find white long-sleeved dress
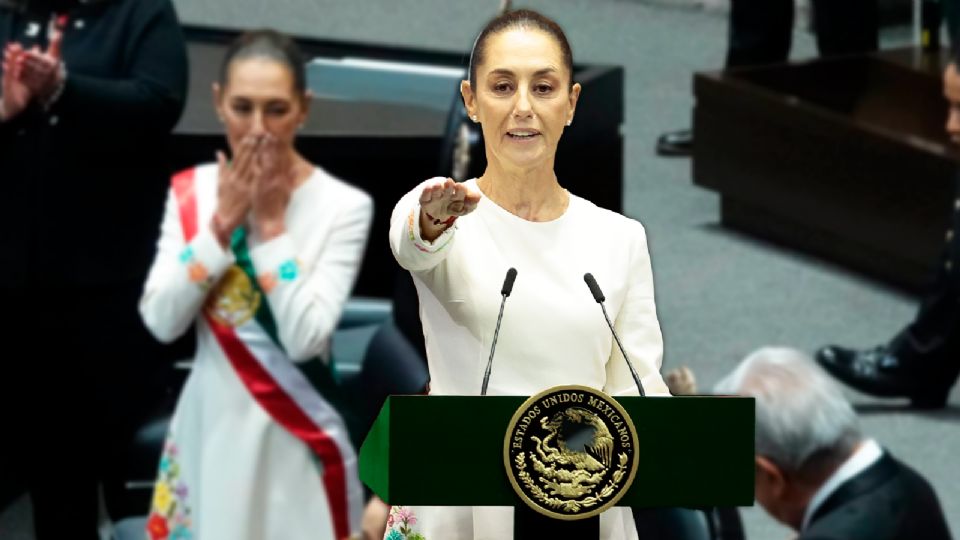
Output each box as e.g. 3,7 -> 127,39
139,163 -> 371,540
385,178 -> 670,540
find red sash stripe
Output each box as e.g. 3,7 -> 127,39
171,169 -> 197,240
205,317 -> 350,539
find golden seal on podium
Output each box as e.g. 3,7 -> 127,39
503,385 -> 639,520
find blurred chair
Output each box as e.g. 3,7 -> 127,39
634,506 -> 745,540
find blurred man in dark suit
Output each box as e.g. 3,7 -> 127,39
657,0 -> 878,156
715,348 -> 952,540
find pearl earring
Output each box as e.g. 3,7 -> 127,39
566,120 -> 572,126
471,115 -> 478,122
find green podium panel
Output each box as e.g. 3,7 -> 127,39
360,395 -> 754,508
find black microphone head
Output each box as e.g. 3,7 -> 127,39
583,273 -> 605,303
501,267 -> 518,296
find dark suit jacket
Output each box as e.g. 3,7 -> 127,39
801,452 -> 952,540
0,0 -> 187,288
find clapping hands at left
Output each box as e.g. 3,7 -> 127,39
0,24 -> 64,121
1,43 -> 32,121
251,134 -> 298,241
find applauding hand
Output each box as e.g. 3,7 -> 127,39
18,22 -> 65,106
419,177 -> 481,241
212,135 -> 260,247
1,43 -> 32,121
251,134 -> 296,241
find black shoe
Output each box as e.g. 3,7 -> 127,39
656,129 -> 693,157
815,345 -> 954,409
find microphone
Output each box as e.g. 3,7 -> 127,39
501,267 -> 517,296
481,268 -> 517,396
583,273 -> 646,397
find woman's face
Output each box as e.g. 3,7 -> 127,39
462,28 -> 580,172
213,57 -> 308,155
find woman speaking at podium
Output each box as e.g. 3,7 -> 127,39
388,8 -> 669,539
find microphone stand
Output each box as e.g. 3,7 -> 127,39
481,268 -> 517,396
584,273 -> 646,397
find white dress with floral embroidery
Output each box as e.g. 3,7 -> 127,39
385,178 -> 671,540
139,164 -> 372,539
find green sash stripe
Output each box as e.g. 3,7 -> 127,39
229,227 -> 343,393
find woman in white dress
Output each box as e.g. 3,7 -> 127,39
386,9 -> 670,540
139,30 -> 370,540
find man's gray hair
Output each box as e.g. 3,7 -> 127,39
714,347 -> 862,473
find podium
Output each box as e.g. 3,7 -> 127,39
360,395 -> 754,538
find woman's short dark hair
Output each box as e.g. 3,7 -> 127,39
219,29 -> 307,94
468,9 -> 574,88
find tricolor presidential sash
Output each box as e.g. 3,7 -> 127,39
171,167 -> 362,539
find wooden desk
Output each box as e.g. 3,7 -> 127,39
693,47 -> 959,291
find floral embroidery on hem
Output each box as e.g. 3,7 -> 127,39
385,506 -> 425,540
147,437 -> 193,540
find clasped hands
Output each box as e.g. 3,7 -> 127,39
213,134 -> 296,248
419,178 -> 481,242
1,29 -> 64,122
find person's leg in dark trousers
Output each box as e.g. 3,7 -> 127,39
27,283 -> 167,538
28,440 -> 100,539
884,199 -> 960,404
0,290 -> 33,512
25,287 -> 102,539
818,264 -> 960,408
818,179 -> 960,408
811,0 -> 879,56
657,0 -> 795,155
889,273 -> 960,363
894,182 -> 960,360
725,0 -> 794,68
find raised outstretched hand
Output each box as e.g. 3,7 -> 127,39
418,177 -> 481,240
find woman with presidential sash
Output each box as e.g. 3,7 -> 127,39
139,30 -> 371,539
